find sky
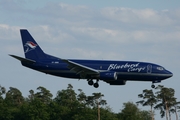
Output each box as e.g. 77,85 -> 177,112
0,0 -> 180,119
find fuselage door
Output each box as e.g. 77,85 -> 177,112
147,64 -> 152,73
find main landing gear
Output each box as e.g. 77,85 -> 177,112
88,79 -> 99,88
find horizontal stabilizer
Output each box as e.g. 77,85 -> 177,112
9,54 -> 36,64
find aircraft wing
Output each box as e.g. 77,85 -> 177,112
61,59 -> 99,77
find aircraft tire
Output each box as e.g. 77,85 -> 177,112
151,84 -> 155,88
94,83 -> 99,88
88,80 -> 94,86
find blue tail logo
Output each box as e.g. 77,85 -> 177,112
24,41 -> 38,53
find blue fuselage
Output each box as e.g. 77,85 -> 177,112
21,56 -> 173,83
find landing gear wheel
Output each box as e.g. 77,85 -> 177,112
88,80 -> 94,86
94,83 -> 99,88
151,84 -> 155,88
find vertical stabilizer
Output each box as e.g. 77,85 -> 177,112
20,29 -> 46,60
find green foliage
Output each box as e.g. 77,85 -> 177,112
118,102 -> 151,120
5,87 -> 24,106
0,85 -> 6,101
0,84 -> 178,120
137,85 -> 180,120
137,89 -> 157,120
154,85 -> 180,120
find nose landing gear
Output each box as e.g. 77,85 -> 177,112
151,80 -> 161,88
151,84 -> 155,88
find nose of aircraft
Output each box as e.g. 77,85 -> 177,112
166,70 -> 173,78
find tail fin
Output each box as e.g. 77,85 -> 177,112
20,29 -> 47,60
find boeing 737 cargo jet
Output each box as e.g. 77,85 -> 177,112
10,29 -> 173,88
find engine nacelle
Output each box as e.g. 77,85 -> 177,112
99,71 -> 117,81
109,80 -> 126,85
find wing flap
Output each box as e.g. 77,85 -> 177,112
61,59 -> 99,75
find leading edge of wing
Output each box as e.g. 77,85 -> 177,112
61,59 -> 99,75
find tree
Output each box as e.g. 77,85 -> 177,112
54,84 -> 79,119
169,100 -> 180,120
28,89 -> 35,101
137,89 -> 157,120
35,86 -> 53,104
54,84 -> 77,108
5,87 -> 24,106
118,102 -> 150,120
2,87 -> 24,120
77,89 -> 87,105
0,85 -> 9,120
4,84 -> 180,120
139,110 -> 151,120
0,85 -> 6,101
19,86 -> 53,120
86,92 -> 107,120
155,85 -> 177,120
99,106 -> 118,120
86,93 -> 107,108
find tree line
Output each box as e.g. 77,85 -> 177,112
137,85 -> 180,120
0,84 -> 179,120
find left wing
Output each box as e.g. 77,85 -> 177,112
61,59 -> 99,78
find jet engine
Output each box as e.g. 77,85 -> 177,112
109,80 -> 126,85
99,71 -> 117,81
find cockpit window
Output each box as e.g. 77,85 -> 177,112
157,67 -> 164,71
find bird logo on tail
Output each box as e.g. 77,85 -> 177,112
24,41 -> 38,53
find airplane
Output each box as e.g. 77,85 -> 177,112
10,29 -> 173,88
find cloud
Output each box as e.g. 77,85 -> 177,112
101,7 -> 175,26
33,3 -> 92,24
0,2 -> 180,63
0,24 -> 20,40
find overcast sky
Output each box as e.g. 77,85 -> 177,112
0,0 -> 180,119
